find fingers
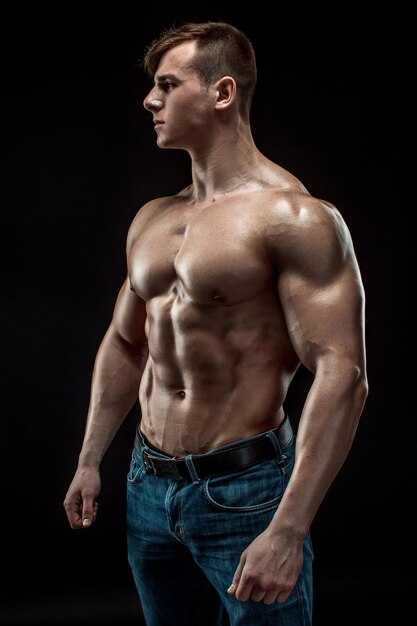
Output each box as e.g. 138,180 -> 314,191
227,533 -> 301,605
232,574 -> 268,603
249,588 -> 267,603
228,556 -> 292,605
232,579 -> 289,605
63,469 -> 101,529
227,582 -> 236,595
232,556 -> 256,602
263,589 -> 280,605
227,551 -> 246,596
63,492 -> 98,529
63,493 -> 82,529
234,577 -> 252,602
82,500 -> 98,528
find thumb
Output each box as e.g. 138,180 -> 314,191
227,552 -> 246,595
81,497 -> 97,528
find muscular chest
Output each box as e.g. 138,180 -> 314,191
128,202 -> 272,305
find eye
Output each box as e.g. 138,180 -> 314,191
162,80 -> 175,91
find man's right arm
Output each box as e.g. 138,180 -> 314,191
63,277 -> 147,529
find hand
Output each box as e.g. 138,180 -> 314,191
227,528 -> 304,605
63,467 -> 101,529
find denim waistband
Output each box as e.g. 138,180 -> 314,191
136,414 -> 294,461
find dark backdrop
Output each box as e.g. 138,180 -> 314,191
2,3 -> 411,625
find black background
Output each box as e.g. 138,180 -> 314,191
1,3 -> 411,625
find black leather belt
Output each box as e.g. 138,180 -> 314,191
135,415 -> 293,480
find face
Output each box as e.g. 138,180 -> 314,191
143,41 -> 216,151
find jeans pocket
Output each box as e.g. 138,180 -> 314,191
203,457 -> 288,513
127,449 -> 145,484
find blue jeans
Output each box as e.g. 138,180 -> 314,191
126,425 -> 313,626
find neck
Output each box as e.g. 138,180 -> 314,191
188,121 -> 264,202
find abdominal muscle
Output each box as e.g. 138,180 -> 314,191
138,288 -> 299,456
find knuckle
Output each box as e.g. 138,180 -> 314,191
282,581 -> 293,593
242,571 -> 255,584
265,578 -> 278,590
235,590 -> 247,602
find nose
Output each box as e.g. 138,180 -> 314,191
143,86 -> 163,112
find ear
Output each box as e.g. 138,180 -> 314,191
214,76 -> 236,111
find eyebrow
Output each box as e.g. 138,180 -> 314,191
154,73 -> 182,84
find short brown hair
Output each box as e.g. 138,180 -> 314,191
143,21 -> 257,120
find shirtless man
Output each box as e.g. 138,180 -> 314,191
64,21 -> 368,626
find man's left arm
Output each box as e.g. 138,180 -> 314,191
229,199 -> 368,604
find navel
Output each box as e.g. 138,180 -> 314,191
211,289 -> 227,303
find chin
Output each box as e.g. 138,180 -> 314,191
157,138 -> 184,150
156,135 -> 171,148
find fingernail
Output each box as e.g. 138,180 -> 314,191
227,583 -> 235,593
82,517 -> 90,527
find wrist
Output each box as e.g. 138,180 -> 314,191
78,450 -> 102,470
268,510 -> 310,542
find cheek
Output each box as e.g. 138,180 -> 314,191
173,91 -> 211,122
183,105 -> 212,131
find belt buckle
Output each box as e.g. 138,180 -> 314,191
142,450 -> 185,480
142,450 -> 158,475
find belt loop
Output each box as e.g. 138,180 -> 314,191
185,455 -> 201,484
266,431 -> 283,463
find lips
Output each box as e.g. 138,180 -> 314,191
154,120 -> 164,127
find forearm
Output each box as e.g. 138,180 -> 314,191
78,325 -> 147,469
270,359 -> 368,538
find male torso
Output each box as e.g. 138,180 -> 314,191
127,168 -> 327,456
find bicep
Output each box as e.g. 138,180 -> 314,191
109,278 -> 147,348
279,259 -> 366,373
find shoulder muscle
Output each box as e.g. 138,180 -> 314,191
265,194 -> 355,285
